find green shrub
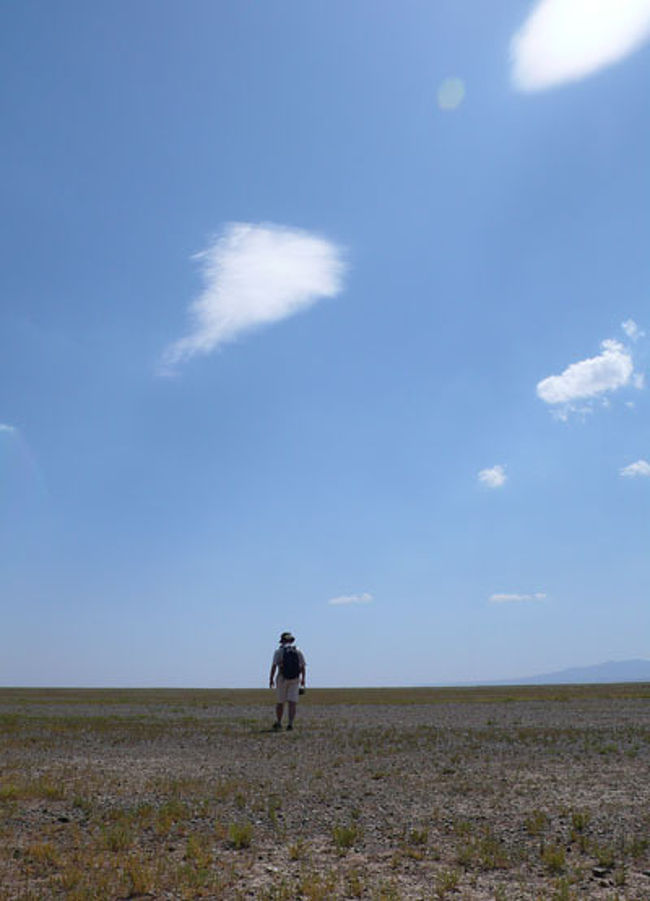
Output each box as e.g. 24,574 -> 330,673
435,868 -> 460,897
332,822 -> 360,852
525,809 -> 548,836
408,827 -> 428,845
102,823 -> 133,852
541,843 -> 566,875
228,821 -> 253,849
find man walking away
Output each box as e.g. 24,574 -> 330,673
269,631 -> 306,731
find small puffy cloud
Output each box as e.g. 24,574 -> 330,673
620,460 -> 650,478
622,319 -> 645,341
478,465 -> 507,489
161,223 -> 346,372
490,592 -> 547,603
328,592 -> 373,606
511,0 -> 650,92
0,423 -> 16,434
536,339 -> 637,418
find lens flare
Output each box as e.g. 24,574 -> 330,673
437,77 -> 466,110
0,425 -> 48,511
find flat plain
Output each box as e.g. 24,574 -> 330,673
1,684 -> 649,900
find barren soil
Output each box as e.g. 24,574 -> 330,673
1,685 -> 649,899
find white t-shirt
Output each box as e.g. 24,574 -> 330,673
273,645 -> 306,679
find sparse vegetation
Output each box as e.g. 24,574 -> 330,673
0,684 -> 648,898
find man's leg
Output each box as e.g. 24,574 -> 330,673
287,701 -> 297,726
275,702 -> 284,724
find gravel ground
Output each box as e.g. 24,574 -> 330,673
1,690 -> 649,899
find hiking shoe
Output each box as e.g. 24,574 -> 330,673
286,723 -> 293,731
272,721 -> 282,731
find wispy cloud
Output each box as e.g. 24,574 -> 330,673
478,465 -> 507,489
622,319 -> 645,341
328,592 -> 373,606
0,423 -> 16,434
536,338 -> 640,418
620,459 -> 650,478
161,223 -> 346,372
511,0 -> 650,92
490,592 -> 547,603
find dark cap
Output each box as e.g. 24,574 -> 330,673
280,631 -> 295,644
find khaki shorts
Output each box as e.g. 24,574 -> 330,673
276,676 -> 300,703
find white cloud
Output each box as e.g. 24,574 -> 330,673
328,592 -> 373,606
161,223 -> 346,371
511,0 -> 650,92
622,319 -> 645,341
536,339 -> 635,416
490,592 -> 547,603
620,459 -> 650,478
0,423 -> 16,434
478,465 -> 507,489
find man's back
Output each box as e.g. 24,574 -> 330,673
272,644 -> 306,679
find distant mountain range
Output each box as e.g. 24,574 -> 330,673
493,658 -> 650,685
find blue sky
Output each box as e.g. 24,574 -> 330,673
1,0 -> 649,687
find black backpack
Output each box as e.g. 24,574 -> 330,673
280,646 -> 301,679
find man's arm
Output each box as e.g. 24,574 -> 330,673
269,662 -> 277,688
299,653 -> 306,687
